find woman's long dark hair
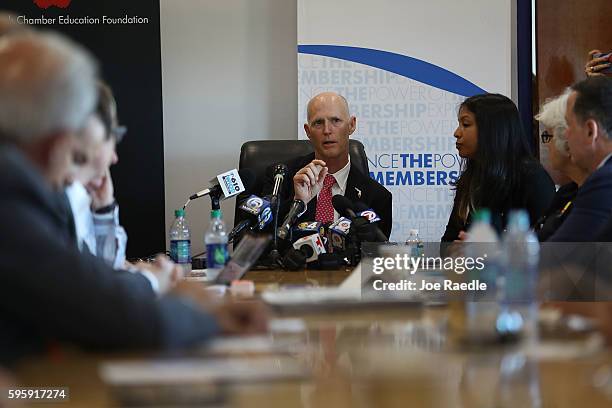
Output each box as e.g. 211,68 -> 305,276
453,93 -> 535,221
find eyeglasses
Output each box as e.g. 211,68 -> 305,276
540,130 -> 553,144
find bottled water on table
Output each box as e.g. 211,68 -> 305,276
498,209 -> 540,342
205,209 -> 229,277
405,229 -> 424,257
464,209 -> 501,339
169,208 -> 191,275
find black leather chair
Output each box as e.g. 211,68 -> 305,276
234,139 -> 369,226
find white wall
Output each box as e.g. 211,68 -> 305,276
160,0 -> 297,254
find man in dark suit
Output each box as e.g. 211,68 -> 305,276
0,31 -> 266,365
263,92 -> 392,238
548,77 -> 612,241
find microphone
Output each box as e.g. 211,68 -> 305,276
294,234 -> 326,262
277,199 -> 305,240
332,195 -> 358,218
353,203 -> 381,222
291,221 -> 324,242
268,164 -> 288,262
332,195 -> 387,242
271,164 -> 288,198
281,234 -> 326,270
228,195 -> 272,242
189,168 -> 255,201
352,202 -> 388,242
329,217 -> 352,250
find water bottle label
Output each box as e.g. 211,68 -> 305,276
408,242 -> 424,257
170,239 -> 191,264
206,243 -> 228,269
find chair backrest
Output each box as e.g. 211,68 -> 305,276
234,139 -> 369,225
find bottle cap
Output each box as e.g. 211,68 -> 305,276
508,209 -> 529,231
175,209 -> 185,217
473,208 -> 491,223
211,209 -> 222,219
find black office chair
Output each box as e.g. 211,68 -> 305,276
234,139 -> 369,227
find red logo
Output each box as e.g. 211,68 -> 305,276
33,0 -> 72,9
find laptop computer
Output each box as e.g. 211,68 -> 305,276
213,233 -> 271,285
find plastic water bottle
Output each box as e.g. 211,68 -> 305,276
205,209 -> 228,276
169,209 -> 191,275
464,209 -> 501,339
405,229 -> 424,257
466,209 -> 498,244
498,209 -> 540,342
466,208 -> 500,292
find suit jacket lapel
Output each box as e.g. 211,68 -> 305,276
345,165 -> 366,203
293,152 -> 317,221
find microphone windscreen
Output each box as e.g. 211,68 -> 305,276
353,201 -> 369,212
282,249 -> 307,271
238,168 -> 257,194
301,244 -> 314,259
332,194 -> 354,217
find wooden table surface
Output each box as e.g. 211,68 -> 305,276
12,268 -> 612,407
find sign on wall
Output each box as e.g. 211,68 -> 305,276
2,0 -> 165,257
298,0 -> 513,242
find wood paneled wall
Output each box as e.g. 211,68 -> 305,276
536,0 -> 612,183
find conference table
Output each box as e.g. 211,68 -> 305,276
13,268 -> 612,407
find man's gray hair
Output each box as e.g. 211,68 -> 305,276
535,89 -> 571,154
0,31 -> 98,144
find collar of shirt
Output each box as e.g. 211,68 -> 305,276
65,181 -> 95,252
330,156 -> 351,195
596,153 -> 612,170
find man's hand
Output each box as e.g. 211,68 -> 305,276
585,49 -> 612,77
87,167 -> 115,210
210,300 -> 269,335
170,282 -> 269,335
170,280 -> 214,306
293,159 -> 328,204
134,255 -> 183,294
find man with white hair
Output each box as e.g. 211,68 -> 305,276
263,92 -> 392,238
534,90 -> 590,241
547,76 -> 612,241
0,32 -> 267,365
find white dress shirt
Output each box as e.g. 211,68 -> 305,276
596,153 -> 612,170
65,182 -> 160,294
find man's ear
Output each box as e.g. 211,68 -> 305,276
348,116 -> 356,135
586,118 -> 599,142
41,131 -> 72,159
304,123 -> 312,141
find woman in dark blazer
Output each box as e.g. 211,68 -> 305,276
441,94 -> 555,244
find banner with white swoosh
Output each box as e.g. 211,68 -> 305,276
298,0 -> 513,243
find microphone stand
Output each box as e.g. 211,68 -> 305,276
268,195 -> 282,266
268,165 -> 287,268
